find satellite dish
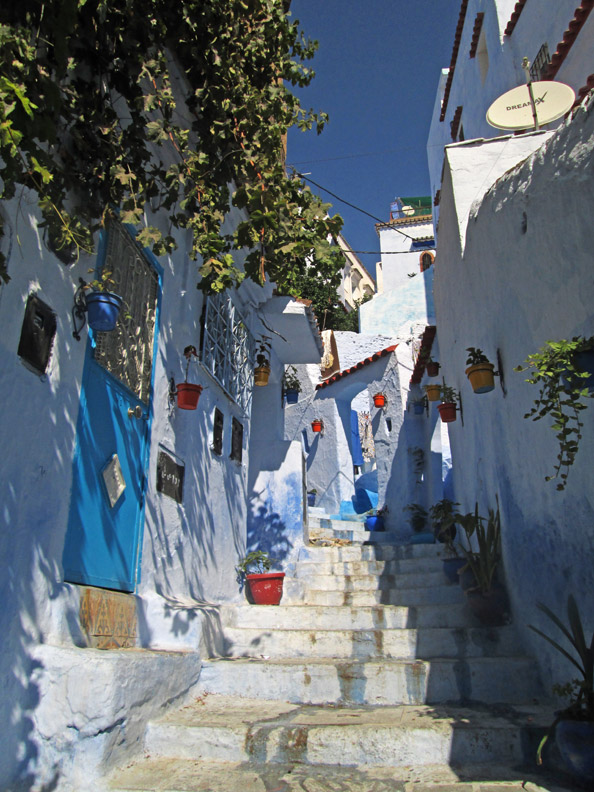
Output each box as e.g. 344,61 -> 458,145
486,81 -> 575,130
401,205 -> 415,216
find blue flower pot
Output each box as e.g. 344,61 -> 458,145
556,720 -> 594,784
86,291 -> 123,332
307,493 -> 316,507
285,389 -> 299,404
413,402 -> 425,415
365,515 -> 384,531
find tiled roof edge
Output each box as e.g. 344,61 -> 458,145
315,344 -> 398,390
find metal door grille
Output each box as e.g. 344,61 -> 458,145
94,220 -> 159,404
202,293 -> 254,414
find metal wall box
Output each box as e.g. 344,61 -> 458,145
18,294 -> 57,374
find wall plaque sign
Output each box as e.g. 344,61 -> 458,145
101,454 -> 126,508
157,450 -> 184,503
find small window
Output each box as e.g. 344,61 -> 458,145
530,43 -> 550,82
230,418 -> 243,463
420,252 -> 434,273
18,294 -> 57,374
212,408 -> 224,456
477,27 -> 489,84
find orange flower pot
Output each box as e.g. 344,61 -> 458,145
465,363 -> 495,393
373,393 -> 386,408
176,383 -> 203,410
311,419 -> 323,433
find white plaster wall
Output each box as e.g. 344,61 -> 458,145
427,0 -> 593,215
434,94 -> 594,697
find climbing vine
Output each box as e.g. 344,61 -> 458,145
0,0 -> 343,293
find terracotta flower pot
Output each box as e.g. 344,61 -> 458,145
465,362 -> 495,393
246,572 -> 285,605
254,364 -> 271,386
176,383 -> 203,410
373,393 -> 386,408
425,384 -> 441,402
438,401 -> 457,422
426,361 -> 440,377
311,419 -> 323,433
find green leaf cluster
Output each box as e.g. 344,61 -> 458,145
514,337 -> 594,490
0,1 -> 343,294
455,500 -> 501,594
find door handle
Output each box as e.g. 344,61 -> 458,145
127,405 -> 144,420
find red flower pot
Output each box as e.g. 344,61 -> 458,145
246,572 -> 285,605
426,361 -> 440,377
311,420 -> 323,433
373,393 -> 386,408
438,402 -> 457,422
176,383 -> 203,410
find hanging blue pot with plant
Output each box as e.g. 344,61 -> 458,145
86,291 -> 123,332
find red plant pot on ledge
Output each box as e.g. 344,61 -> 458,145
246,572 -> 285,605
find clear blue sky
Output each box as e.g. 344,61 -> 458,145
286,1 -> 460,278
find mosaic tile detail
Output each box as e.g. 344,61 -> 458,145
79,587 -> 137,649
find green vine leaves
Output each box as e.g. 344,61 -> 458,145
515,337 -> 594,490
0,1 -> 343,294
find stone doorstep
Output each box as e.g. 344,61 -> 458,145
218,602 -> 478,630
214,624 -> 521,661
196,656 -> 542,706
143,695 -> 552,768
108,757 -> 574,792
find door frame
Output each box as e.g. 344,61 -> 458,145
67,221 -> 163,592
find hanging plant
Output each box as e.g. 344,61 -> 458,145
254,338 -> 272,386
465,347 -> 497,393
176,345 -> 203,410
514,336 -> 594,490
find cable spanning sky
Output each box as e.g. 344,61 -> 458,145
286,1 -> 461,278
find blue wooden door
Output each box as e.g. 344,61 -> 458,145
63,221 -> 160,592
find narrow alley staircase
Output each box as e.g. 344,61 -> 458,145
109,517 -> 572,792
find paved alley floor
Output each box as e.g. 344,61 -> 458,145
110,757 -> 579,792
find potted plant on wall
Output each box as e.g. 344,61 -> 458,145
528,596 -> 594,784
307,488 -> 317,507
84,269 -> 123,332
311,419 -> 323,433
372,392 -> 387,408
426,357 -> 440,377
424,383 -> 441,402
456,500 -> 508,625
465,347 -> 497,393
282,365 -> 301,403
254,337 -> 272,386
365,505 -> 388,532
236,550 -> 285,605
430,501 -> 465,584
438,384 -> 458,423
515,336 -> 594,490
175,345 -> 203,409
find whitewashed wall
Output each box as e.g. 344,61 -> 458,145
434,95 -> 594,696
427,0 -> 592,213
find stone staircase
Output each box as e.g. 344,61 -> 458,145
108,517 -> 571,792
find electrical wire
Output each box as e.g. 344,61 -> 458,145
294,171 -> 419,242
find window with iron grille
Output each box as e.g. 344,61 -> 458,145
530,44 -> 550,82
201,293 -> 254,414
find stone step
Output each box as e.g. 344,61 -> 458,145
141,695 -> 551,769
108,756 -> 573,792
218,602 -> 477,631
299,542 -> 447,562
291,570 -> 448,591
298,584 -> 465,607
308,526 -> 403,543
294,556 -> 446,577
197,656 -> 542,706
217,624 -> 521,661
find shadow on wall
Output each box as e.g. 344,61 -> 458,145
247,503 -> 294,564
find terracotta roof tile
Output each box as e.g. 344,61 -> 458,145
410,326 -> 437,385
316,345 -> 398,390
